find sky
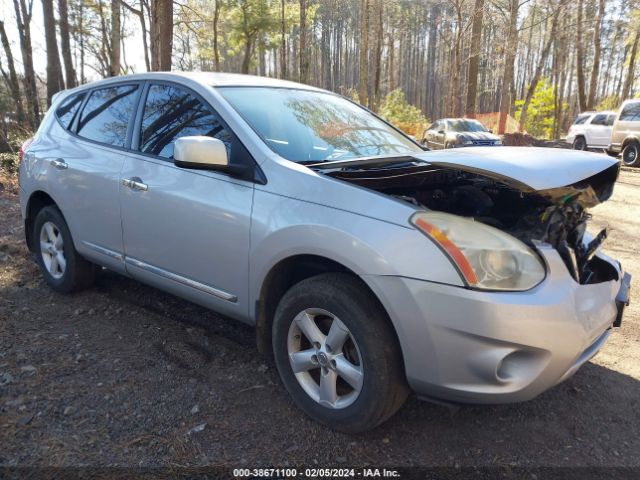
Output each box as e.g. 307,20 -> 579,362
0,0 -> 147,82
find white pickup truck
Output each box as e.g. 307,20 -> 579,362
566,111 -> 617,150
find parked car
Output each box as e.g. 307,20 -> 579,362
566,111 -> 617,150
609,99 -> 640,166
421,118 -> 502,149
19,73 -> 630,433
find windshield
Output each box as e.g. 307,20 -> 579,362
217,87 -> 421,162
448,120 -> 488,132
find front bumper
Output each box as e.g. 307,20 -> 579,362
362,244 -> 628,404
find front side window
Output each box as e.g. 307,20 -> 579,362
573,114 -> 591,125
218,87 -> 420,163
55,92 -> 85,129
76,85 -> 139,147
139,84 -> 230,159
620,102 -> 640,122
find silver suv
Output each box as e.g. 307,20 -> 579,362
19,73 -> 630,432
609,99 -> 640,166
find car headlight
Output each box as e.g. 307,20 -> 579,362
410,211 -> 546,291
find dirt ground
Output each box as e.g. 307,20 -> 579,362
1,165 -> 639,470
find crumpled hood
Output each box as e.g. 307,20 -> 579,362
412,146 -> 619,191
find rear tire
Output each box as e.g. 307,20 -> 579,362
272,273 -> 409,433
572,136 -> 587,150
34,206 -> 96,293
622,142 -> 640,167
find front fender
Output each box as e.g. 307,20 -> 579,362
248,190 -> 463,318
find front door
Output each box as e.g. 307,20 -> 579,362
119,82 -> 255,319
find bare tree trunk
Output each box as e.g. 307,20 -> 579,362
387,26 -> 395,91
213,0 -> 221,71
110,0 -> 121,76
358,0 -> 369,105
280,0 -> 287,77
498,0 -> 519,134
0,20 -> 26,124
372,0 -> 383,110
150,0 -> 173,71
13,0 -> 40,128
518,3 -> 562,132
299,0 -> 309,83
79,0 -> 86,82
576,0 -> 587,111
426,4 -> 439,118
42,0 -> 64,105
587,0 -> 605,109
622,28 -> 640,100
465,0 -> 484,118
120,0 -> 150,71
241,38 -> 253,74
58,0 -> 76,87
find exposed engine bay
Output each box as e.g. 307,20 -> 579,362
324,161 -> 621,285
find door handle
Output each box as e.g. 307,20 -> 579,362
51,159 -> 68,170
122,177 -> 148,192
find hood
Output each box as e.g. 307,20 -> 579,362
412,146 -> 618,192
445,131 -> 501,142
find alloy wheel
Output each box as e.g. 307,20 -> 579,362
39,221 -> 66,279
287,308 -> 364,409
623,144 -> 639,166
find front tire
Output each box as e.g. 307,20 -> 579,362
572,136 -> 587,150
622,142 -> 640,167
272,273 -> 409,433
34,206 -> 96,293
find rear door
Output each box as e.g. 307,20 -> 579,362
44,83 -> 141,272
612,102 -> 640,149
119,81 -> 255,319
587,114 -> 609,147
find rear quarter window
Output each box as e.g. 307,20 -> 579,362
573,114 -> 591,125
76,85 -> 140,147
55,93 -> 85,129
620,102 -> 640,122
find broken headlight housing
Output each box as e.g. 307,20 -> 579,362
411,211 -> 546,291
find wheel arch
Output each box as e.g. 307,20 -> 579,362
24,190 -> 59,252
254,254 -> 403,365
622,136 -> 640,149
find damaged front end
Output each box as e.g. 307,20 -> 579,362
318,149 -> 621,287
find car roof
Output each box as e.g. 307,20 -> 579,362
54,71 -> 325,101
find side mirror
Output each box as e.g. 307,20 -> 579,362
174,136 -> 229,170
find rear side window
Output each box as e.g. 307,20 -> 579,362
591,114 -> 606,125
55,93 -> 85,129
606,114 -> 616,126
620,102 -> 640,122
139,84 -> 230,159
76,85 -> 139,147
